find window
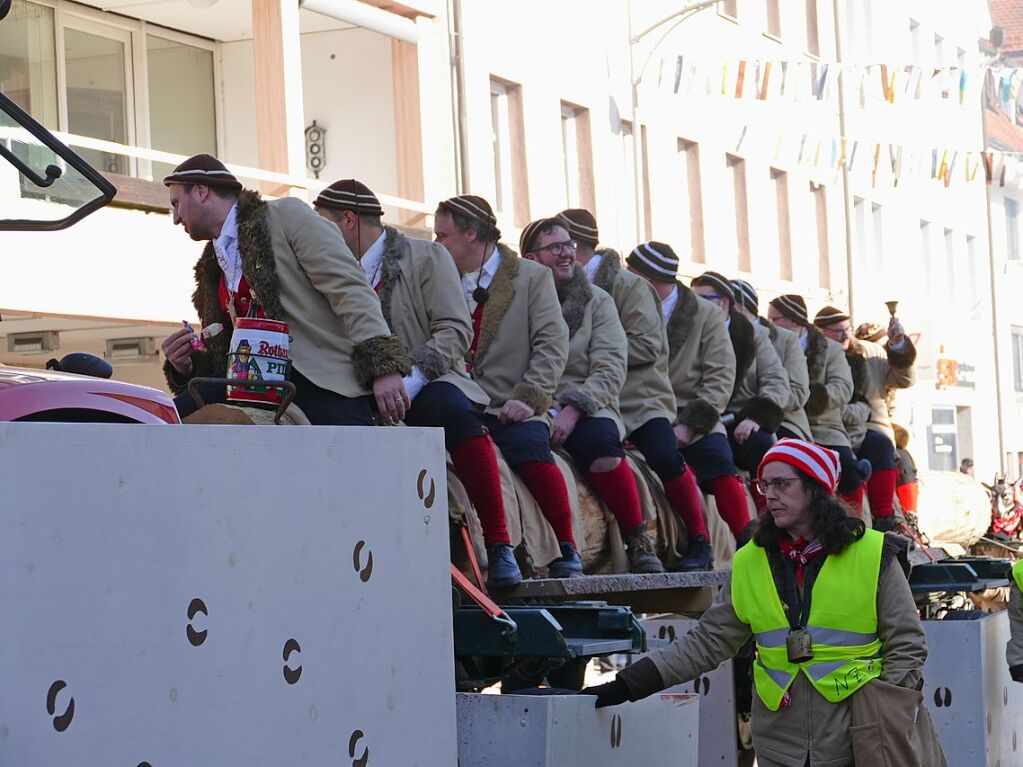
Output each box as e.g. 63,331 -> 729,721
0,0 -> 58,129
678,138 -> 705,263
805,0 -> 820,56
845,0 -> 872,59
489,79 -> 529,225
1007,198 -> 1020,261
909,19 -> 921,63
1012,326 -> 1023,392
0,1 -> 218,184
772,168 -> 792,279
927,407 -> 958,472
933,34 -> 944,67
766,0 -> 782,38
965,235 -> 979,318
726,154 -> 750,271
921,220 -> 935,298
616,120 -> 638,246
721,0 -> 738,20
871,203 -> 883,273
812,182 -> 830,288
854,197 -> 883,275
559,101 -> 594,213
942,228 -> 956,306
956,47 -> 965,68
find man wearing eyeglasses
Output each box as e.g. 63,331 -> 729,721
767,295 -> 867,514
691,271 -> 789,511
558,209 -> 711,571
628,243 -> 755,546
521,218 -> 663,573
433,196 -> 583,578
814,306 -> 916,532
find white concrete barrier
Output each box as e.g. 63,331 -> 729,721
456,691 -> 700,766
0,422 -> 456,765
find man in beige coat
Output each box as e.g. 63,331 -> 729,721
315,179 -> 521,588
159,154 -> 408,425
731,279 -> 812,441
691,271 -> 789,511
434,195 -> 581,577
768,295 -> 868,513
629,242 -> 752,542
521,217 -> 662,573
558,209 -> 711,570
815,306 -> 917,532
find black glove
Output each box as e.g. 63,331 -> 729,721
1010,664 -> 1023,683
580,677 -> 630,708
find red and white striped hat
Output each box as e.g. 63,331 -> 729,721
757,438 -> 842,495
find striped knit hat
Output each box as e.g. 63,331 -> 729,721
732,279 -> 758,313
758,438 -> 842,495
163,153 -> 242,192
768,294 -> 809,326
855,322 -> 886,342
314,179 -> 384,217
438,194 -> 499,232
519,217 -> 565,255
626,241 -> 679,284
691,271 -> 735,305
814,305 -> 851,328
557,208 -> 599,247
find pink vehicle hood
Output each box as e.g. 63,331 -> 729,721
0,365 -> 180,424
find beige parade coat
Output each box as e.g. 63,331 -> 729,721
729,316 -> 790,432
763,319 -> 812,440
804,327 -> 855,448
591,249 -> 676,434
846,338 -> 917,445
469,244 -> 569,418
554,266 -> 628,436
375,227 -> 488,407
665,282 -> 736,438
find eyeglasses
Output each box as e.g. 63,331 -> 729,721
752,477 -> 801,495
532,239 -> 577,257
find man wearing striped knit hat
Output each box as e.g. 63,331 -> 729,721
629,242 -> 754,545
434,195 -> 583,578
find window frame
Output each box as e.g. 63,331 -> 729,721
1012,325 -> 1023,393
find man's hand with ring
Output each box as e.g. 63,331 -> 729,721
499,399 -> 534,424
374,372 -> 410,424
161,328 -> 195,377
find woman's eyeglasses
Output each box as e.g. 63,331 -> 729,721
752,477 -> 801,495
532,239 -> 577,257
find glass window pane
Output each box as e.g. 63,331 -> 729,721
64,27 -> 129,176
0,0 -> 58,129
147,35 -> 215,180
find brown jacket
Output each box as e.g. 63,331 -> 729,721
470,244 -> 569,418
375,227 -> 488,407
665,282 -> 736,438
762,319 -> 812,440
165,190 -> 406,397
624,534 -> 926,767
846,338 -> 917,445
729,316 -> 789,432
555,266 -> 628,436
804,327 -> 854,448
591,249 -> 676,434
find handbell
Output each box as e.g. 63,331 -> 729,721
885,300 -> 899,317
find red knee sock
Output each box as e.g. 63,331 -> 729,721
896,482 -> 919,514
707,475 -> 751,538
839,485 -> 866,517
866,468 -> 898,519
451,435 -> 510,545
587,459 -> 644,533
663,469 -> 708,537
516,460 -> 576,546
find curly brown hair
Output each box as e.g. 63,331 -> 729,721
752,475 -> 865,554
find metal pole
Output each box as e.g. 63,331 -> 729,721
980,86 -> 1007,473
627,0 -> 644,246
832,0 -> 855,312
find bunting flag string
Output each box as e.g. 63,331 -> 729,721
650,56 -> 1023,127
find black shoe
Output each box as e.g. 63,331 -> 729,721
486,542 -> 523,589
677,533 -> 713,572
624,524 -> 665,573
548,541 -> 584,578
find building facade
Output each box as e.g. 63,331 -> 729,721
0,0 -> 1006,479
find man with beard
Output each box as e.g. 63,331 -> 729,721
629,243 -> 754,543
767,295 -> 867,513
521,217 -> 663,573
814,306 -> 916,531
434,196 -> 581,577
159,154 -> 409,425
557,209 -> 711,570
315,179 -> 521,588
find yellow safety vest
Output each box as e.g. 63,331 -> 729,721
731,529 -> 885,711
1011,559 -> 1023,592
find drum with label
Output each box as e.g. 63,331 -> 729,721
226,318 -> 290,407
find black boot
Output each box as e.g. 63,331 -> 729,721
486,542 -> 523,589
676,533 -> 713,572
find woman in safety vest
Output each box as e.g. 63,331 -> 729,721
583,438 -> 928,767
1008,560 -> 1023,683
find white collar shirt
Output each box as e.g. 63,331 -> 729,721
360,231 -> 387,288
660,284 -> 679,324
214,202 -> 242,292
462,247 -> 502,314
583,253 -> 602,281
